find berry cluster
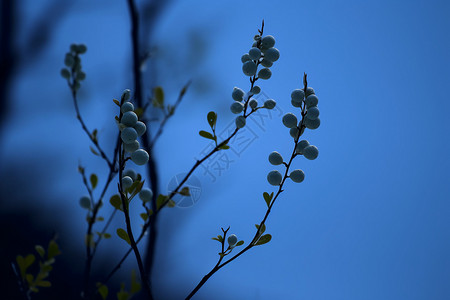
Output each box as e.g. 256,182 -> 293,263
266,78 -> 321,186
60,44 -> 87,91
118,90 -> 149,166
120,169 -> 153,202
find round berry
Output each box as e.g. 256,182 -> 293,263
232,87 -> 245,101
290,169 -> 305,183
291,98 -> 302,108
264,47 -> 280,62
305,95 -> 319,108
267,170 -> 282,186
228,234 -> 238,247
248,47 -> 262,60
242,61 -> 257,76
303,145 -> 319,160
307,106 -> 320,120
251,86 -> 261,94
121,102 -> 134,113
268,151 -> 283,165
290,127 -> 299,139
121,127 -> 138,143
123,169 -> 137,181
124,140 -> 140,153
295,140 -> 310,154
282,113 -> 298,128
131,149 -> 149,165
122,89 -> 131,101
258,68 -> 272,80
291,89 -> 305,101
241,54 -> 251,63
134,121 -> 147,137
249,99 -> 258,109
79,196 -> 91,210
122,176 -> 133,190
305,117 -> 320,130
261,35 -> 276,48
264,99 -> 276,109
306,87 -> 315,97
121,111 -> 138,127
230,102 -> 244,114
139,188 -> 153,202
260,59 -> 273,68
235,116 -> 246,128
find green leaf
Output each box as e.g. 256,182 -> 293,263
255,223 -> 266,235
219,144 -> 230,150
35,245 -> 45,258
103,233 -> 111,239
116,228 -> 131,245
26,273 -> 34,285
117,283 -> 129,300
255,234 -> 272,246
199,130 -> 215,140
16,254 -> 35,278
263,192 -> 273,207
113,99 -> 120,106
96,283 -> 109,300
212,237 -> 221,242
96,216 -> 104,222
130,269 -> 141,294
35,280 -> 51,287
156,194 -> 168,210
179,187 -> 190,196
140,213 -> 148,222
109,194 -> 122,211
236,240 -> 244,246
85,234 -> 94,248
47,240 -> 61,259
217,235 -> 223,243
90,173 -> 98,190
89,146 -> 99,156
207,111 -> 217,129
167,199 -> 176,208
153,86 -> 164,108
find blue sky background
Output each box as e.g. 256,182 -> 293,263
1,0 -> 450,299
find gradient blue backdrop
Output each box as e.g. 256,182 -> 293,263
1,0 -> 449,299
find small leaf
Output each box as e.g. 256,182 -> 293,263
255,223 -> 266,235
179,187 -> 190,196
91,129 -> 98,142
219,144 -> 230,150
35,280 -> 51,287
153,86 -> 164,108
96,216 -> 104,222
113,99 -> 120,106
110,194 -> 122,211
217,235 -> 223,243
263,192 -> 273,207
212,237 -> 220,242
26,274 -> 34,285
85,234 -> 94,248
199,130 -> 215,140
156,194 -> 168,210
97,283 -> 109,300
167,199 -> 176,208
103,233 -> 111,239
140,213 -> 148,222
16,255 -> 35,278
134,107 -> 144,117
90,173 -> 98,189
116,228 -> 131,245
236,240 -> 244,246
130,269 -> 141,294
35,245 -> 45,258
47,240 -> 61,259
89,146 -> 99,156
60,68 -> 70,79
207,111 -> 217,129
255,234 -> 272,246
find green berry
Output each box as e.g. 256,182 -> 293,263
305,95 -> 319,108
282,113 -> 298,128
131,149 -> 149,165
139,188 -> 153,202
295,140 -> 310,154
123,169 -> 137,181
124,140 -> 140,153
268,151 -> 283,165
267,170 -> 282,186
260,59 -> 273,68
242,61 -> 257,76
307,106 -> 320,120
61,68 -> 71,79
303,145 -> 319,160
249,99 -> 258,109
122,176 -> 133,190
79,196 -> 91,210
290,170 -> 305,183
232,87 -> 245,101
235,116 -> 246,128
121,111 -> 138,127
228,234 -> 238,246
291,89 -> 305,101
78,44 -> 87,54
65,53 -> 75,67
121,102 -> 134,113
134,121 -> 146,136
264,48 -> 280,62
241,54 -> 251,63
249,47 -> 262,60
261,35 -> 276,48
258,68 -> 272,80
305,117 -> 320,130
121,127 -> 138,143
264,99 -> 276,109
230,102 -> 244,114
